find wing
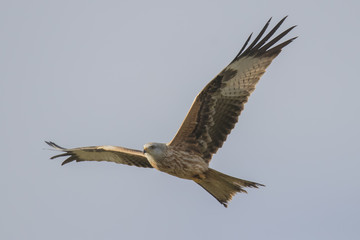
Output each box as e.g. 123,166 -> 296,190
169,17 -> 297,162
46,141 -> 153,168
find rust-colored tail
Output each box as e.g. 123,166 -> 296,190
195,168 -> 264,207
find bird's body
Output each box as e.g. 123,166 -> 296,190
144,143 -> 208,180
46,17 -> 296,207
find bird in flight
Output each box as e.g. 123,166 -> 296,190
47,17 -> 296,207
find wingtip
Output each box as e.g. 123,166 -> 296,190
50,152 -> 70,159
277,15 -> 288,27
61,161 -> 68,166
45,140 -> 55,147
61,159 -> 71,166
285,36 -> 298,44
45,141 -> 65,150
288,25 -> 297,32
61,156 -> 76,165
279,15 -> 289,23
50,155 -> 59,160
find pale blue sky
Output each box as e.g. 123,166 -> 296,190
1,0 -> 359,239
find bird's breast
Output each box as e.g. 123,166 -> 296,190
146,150 -> 208,180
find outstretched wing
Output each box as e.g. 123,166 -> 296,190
169,17 -> 296,162
46,141 -> 153,168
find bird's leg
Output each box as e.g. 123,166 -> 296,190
192,173 -> 206,183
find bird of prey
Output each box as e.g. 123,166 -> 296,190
46,17 -> 296,207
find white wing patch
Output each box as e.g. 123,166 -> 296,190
100,146 -> 119,151
221,57 -> 273,97
74,148 -> 122,162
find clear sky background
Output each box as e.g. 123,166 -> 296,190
1,0 -> 359,239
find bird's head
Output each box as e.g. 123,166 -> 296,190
143,142 -> 167,159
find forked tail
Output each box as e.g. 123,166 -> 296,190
196,168 -> 264,207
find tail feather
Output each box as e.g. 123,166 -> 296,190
195,168 -> 264,207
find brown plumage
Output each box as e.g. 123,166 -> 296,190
46,17 -> 296,207
169,17 -> 296,162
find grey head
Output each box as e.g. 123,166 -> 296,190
143,142 -> 167,159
